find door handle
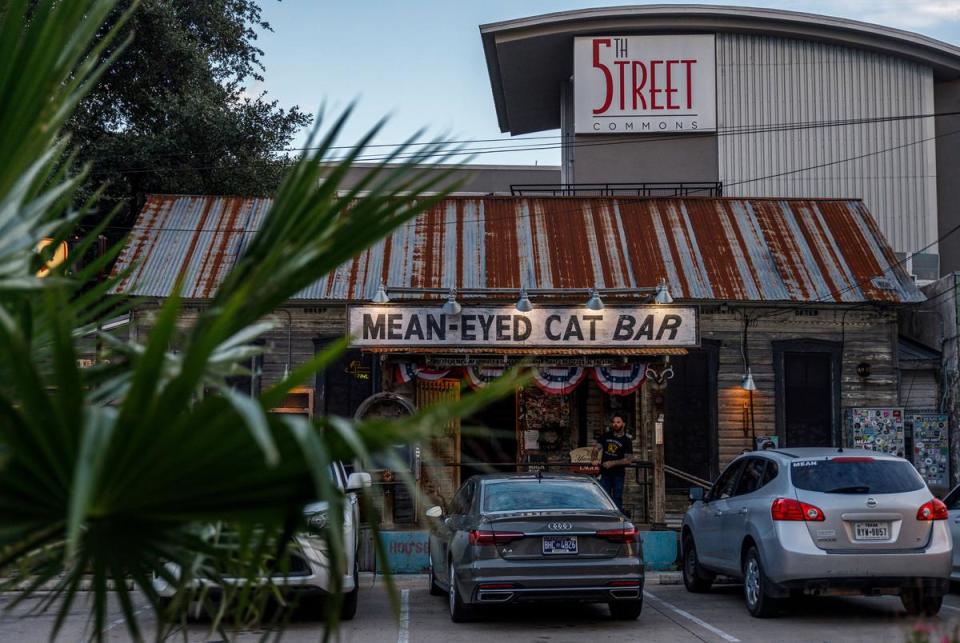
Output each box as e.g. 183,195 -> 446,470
739,508 -> 749,515
713,511 -> 724,517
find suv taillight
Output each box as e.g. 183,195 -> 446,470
771,497 -> 825,521
596,525 -> 638,543
469,530 -> 524,546
917,498 -> 948,521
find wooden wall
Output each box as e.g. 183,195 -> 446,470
131,301 -> 901,489
702,307 -> 898,468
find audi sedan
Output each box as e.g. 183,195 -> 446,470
681,449 -> 951,618
426,472 -> 644,622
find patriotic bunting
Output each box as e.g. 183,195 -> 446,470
532,366 -> 588,395
591,364 -> 646,396
394,362 -> 451,384
465,365 -> 508,390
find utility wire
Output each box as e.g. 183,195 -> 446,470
97,124 -> 960,234
84,108 -> 960,163
87,109 -> 960,176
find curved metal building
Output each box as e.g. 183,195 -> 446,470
480,5 -> 960,278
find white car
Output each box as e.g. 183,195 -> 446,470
153,462 -> 371,619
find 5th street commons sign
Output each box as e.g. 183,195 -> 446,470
348,306 -> 699,349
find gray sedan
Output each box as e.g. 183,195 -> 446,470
682,448 -> 951,617
427,473 -> 644,622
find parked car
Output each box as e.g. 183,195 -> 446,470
681,448 -> 951,617
426,472 -> 644,622
152,461 -> 371,619
942,484 -> 960,582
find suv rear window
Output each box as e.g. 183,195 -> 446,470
483,480 -> 615,513
790,459 -> 925,494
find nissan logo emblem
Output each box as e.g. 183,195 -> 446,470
547,522 -> 572,531
866,497 -> 878,508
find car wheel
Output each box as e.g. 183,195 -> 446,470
340,557 -> 359,621
429,557 -> 445,597
448,561 -> 474,623
902,589 -> 943,616
682,537 -> 715,593
609,597 -> 643,620
743,546 -> 778,618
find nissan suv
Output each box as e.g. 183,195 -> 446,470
681,448 -> 951,617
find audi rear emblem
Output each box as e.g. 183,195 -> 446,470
866,497 -> 878,508
547,522 -> 572,531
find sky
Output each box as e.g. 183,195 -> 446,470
253,1 -> 960,166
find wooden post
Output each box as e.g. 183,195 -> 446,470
653,412 -> 666,525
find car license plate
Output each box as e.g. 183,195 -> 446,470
542,536 -> 578,555
854,521 -> 890,540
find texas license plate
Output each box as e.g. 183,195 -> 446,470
854,521 -> 890,540
542,536 -> 578,555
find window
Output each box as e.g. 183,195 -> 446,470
450,481 -> 476,516
482,480 -> 615,513
709,460 -> 745,501
761,461 -> 779,486
790,460 -> 925,494
944,486 -> 960,511
735,458 -> 768,496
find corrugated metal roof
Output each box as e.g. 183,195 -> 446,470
111,194 -> 924,305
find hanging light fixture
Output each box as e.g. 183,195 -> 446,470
515,287 -> 533,312
441,287 -> 462,315
586,287 -> 604,310
741,368 -> 757,391
654,278 -> 674,304
372,282 -> 390,304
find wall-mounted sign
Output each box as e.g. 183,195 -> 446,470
574,35 -> 716,134
348,306 -> 699,349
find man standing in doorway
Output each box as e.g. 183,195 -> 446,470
594,413 -> 633,513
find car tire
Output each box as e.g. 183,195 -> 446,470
340,558 -> 359,621
609,597 -> 643,620
682,537 -> 715,593
743,546 -> 779,618
901,589 -> 943,616
429,558 -> 445,597
448,561 -> 474,623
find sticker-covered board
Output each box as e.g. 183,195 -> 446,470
907,412 -> 949,489
846,408 -> 905,456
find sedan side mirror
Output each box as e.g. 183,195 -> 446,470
346,472 -> 372,491
688,486 -> 705,503
425,505 -> 444,519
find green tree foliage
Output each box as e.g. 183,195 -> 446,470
69,0 -> 311,231
0,1 -> 518,640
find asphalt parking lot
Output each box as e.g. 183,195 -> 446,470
2,575 -> 958,642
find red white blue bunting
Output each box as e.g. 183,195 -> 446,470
532,366 -> 587,395
394,362 -> 451,384
465,365 -> 507,390
591,364 -> 646,396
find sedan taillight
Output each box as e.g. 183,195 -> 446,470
596,524 -> 638,543
469,530 -> 524,546
917,498 -> 948,521
771,497 -> 825,521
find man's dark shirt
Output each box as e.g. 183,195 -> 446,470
598,431 -> 633,477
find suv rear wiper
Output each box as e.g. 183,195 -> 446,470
824,485 -> 870,494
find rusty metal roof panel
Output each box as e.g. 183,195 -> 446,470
111,195 -> 923,305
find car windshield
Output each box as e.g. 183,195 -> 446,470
482,480 -> 615,512
790,459 -> 925,494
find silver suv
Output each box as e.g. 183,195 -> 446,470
681,448 -> 951,617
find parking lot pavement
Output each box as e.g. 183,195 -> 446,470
3,577 -> 960,642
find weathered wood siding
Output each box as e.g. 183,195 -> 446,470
703,308 -> 898,468
131,302 -> 901,494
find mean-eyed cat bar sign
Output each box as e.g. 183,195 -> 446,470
348,306 -> 699,349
